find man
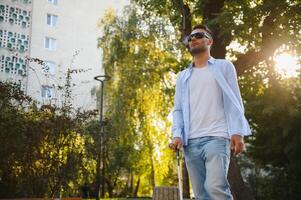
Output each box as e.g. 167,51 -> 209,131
169,24 -> 251,200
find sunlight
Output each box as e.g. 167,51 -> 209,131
274,53 -> 300,78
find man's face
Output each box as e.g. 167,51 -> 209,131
188,29 -> 212,56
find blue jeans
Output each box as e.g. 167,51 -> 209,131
183,136 -> 233,200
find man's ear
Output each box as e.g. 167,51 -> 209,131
207,39 -> 213,46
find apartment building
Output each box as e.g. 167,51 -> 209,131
0,0 -> 31,91
0,0 -> 128,109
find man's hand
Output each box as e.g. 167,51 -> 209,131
169,137 -> 183,151
230,134 -> 244,156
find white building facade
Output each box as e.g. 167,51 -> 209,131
0,0 -> 128,109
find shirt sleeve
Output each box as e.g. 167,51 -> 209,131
171,73 -> 184,139
225,61 -> 245,113
225,61 -> 248,137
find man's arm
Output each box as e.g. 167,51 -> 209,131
225,61 -> 245,155
170,73 -> 184,150
226,61 -> 244,111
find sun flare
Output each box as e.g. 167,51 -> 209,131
274,53 -> 300,78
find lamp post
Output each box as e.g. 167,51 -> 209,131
94,75 -> 110,200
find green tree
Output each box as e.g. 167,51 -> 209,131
99,0 -> 301,199
98,6 -> 184,197
0,81 -> 96,197
239,62 -> 301,200
130,0 -> 301,199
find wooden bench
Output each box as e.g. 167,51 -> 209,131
153,186 -> 179,200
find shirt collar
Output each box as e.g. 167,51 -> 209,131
189,56 -> 216,69
208,56 -> 216,64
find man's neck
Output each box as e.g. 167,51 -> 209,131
193,52 -> 210,68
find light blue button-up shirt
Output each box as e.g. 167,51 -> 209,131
172,57 -> 252,146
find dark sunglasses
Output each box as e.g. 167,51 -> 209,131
187,32 -> 210,42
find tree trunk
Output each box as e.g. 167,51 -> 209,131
202,0 -> 231,59
129,172 -> 134,195
150,157 -> 156,189
133,178 -> 140,197
105,178 -> 114,198
228,155 -> 255,200
182,158 -> 190,199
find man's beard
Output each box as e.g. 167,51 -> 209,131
189,45 -> 207,56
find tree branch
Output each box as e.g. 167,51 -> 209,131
234,6 -> 285,76
234,50 -> 264,76
234,37 -> 283,76
171,0 -> 192,39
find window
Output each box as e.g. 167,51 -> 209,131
48,0 -> 58,5
47,14 -> 58,27
43,61 -> 56,75
41,85 -> 54,99
44,37 -> 56,50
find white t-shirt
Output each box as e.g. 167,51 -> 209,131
188,66 -> 229,139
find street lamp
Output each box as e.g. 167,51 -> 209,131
94,75 -> 110,124
94,75 -> 110,200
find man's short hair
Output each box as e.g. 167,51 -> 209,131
192,24 -> 213,40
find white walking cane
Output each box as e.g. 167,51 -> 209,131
176,149 -> 183,200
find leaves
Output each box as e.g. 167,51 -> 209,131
97,5 -> 186,196
0,82 -> 96,197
